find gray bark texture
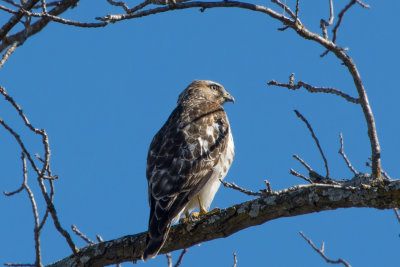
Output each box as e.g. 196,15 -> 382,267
48,174 -> 400,267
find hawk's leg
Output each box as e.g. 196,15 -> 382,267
191,195 -> 219,218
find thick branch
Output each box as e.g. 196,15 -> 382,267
48,175 -> 400,267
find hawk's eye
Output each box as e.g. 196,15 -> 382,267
209,84 -> 219,91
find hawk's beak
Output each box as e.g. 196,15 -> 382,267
224,93 -> 235,104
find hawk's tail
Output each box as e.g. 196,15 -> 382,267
142,221 -> 171,261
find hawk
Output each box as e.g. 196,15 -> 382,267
143,80 -> 235,260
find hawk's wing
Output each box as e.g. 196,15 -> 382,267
144,102 -> 230,260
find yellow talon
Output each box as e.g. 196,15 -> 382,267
179,210 -> 191,224
181,195 -> 221,222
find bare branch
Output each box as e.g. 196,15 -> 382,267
3,174 -> 25,196
290,168 -> 313,184
338,133 -> 358,175
37,177 -> 78,254
0,116 -> 41,174
355,0 -> 370,8
232,252 -> 237,267
33,0 -> 63,9
166,253 -> 172,267
366,161 -> 391,180
1,0 -> 23,8
293,154 -> 312,172
96,234 -> 104,243
394,209 -> 400,224
331,0 -> 369,46
299,232 -> 351,267
128,0 -> 151,14
4,153 -> 43,266
48,177 -> 400,266
174,249 -> 188,267
0,0 -> 40,40
0,4 -> 382,176
106,0 -> 130,13
294,0 -> 299,22
4,263 -> 37,266
320,0 -> 334,41
2,8 -> 109,27
71,225 -> 95,245
21,153 -> 43,267
267,74 -> 360,104
40,0 -> 47,13
97,1 -> 290,23
270,0 -> 298,22
220,179 -> 266,196
0,0 -> 80,53
264,180 -> 272,193
294,110 -> 329,178
0,85 -> 77,255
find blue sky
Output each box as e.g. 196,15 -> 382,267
1,0 -> 399,266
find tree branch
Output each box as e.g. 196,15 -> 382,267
0,0 -> 80,52
47,175 -> 400,267
299,232 -> 351,267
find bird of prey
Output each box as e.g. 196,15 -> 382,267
143,80 -> 235,260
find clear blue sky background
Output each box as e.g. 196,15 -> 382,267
1,1 -> 399,266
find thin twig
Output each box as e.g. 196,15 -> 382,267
394,209 -> 400,224
106,0 -> 130,13
294,110 -> 330,178
355,0 -> 370,8
20,153 -> 43,267
299,232 -> 351,267
0,86 -> 77,253
294,0 -> 299,22
270,0 -> 297,21
3,181 -> 24,196
293,154 -> 312,172
290,169 -> 313,184
1,0 -> 22,8
220,179 -> 265,196
166,253 -> 172,267
267,75 -> 360,104
33,0 -> 63,9
331,0 -> 370,45
366,161 -> 391,180
174,248 -> 188,267
4,263 -> 36,266
0,0 -> 40,41
0,117 -> 40,174
40,0 -> 47,13
71,225 -> 95,245
232,252 -> 237,267
0,0 -> 80,53
96,234 -> 104,242
338,133 -> 358,175
264,180 -> 272,193
381,170 -> 391,180
320,0 -> 334,42
0,7 -> 109,27
128,0 -> 151,13
0,40 -> 18,69
37,176 -> 78,254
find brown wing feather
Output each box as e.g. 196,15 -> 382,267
143,101 -> 230,260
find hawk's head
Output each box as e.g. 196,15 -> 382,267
178,80 -> 235,106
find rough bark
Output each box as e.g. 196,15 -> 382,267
47,174 -> 400,267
